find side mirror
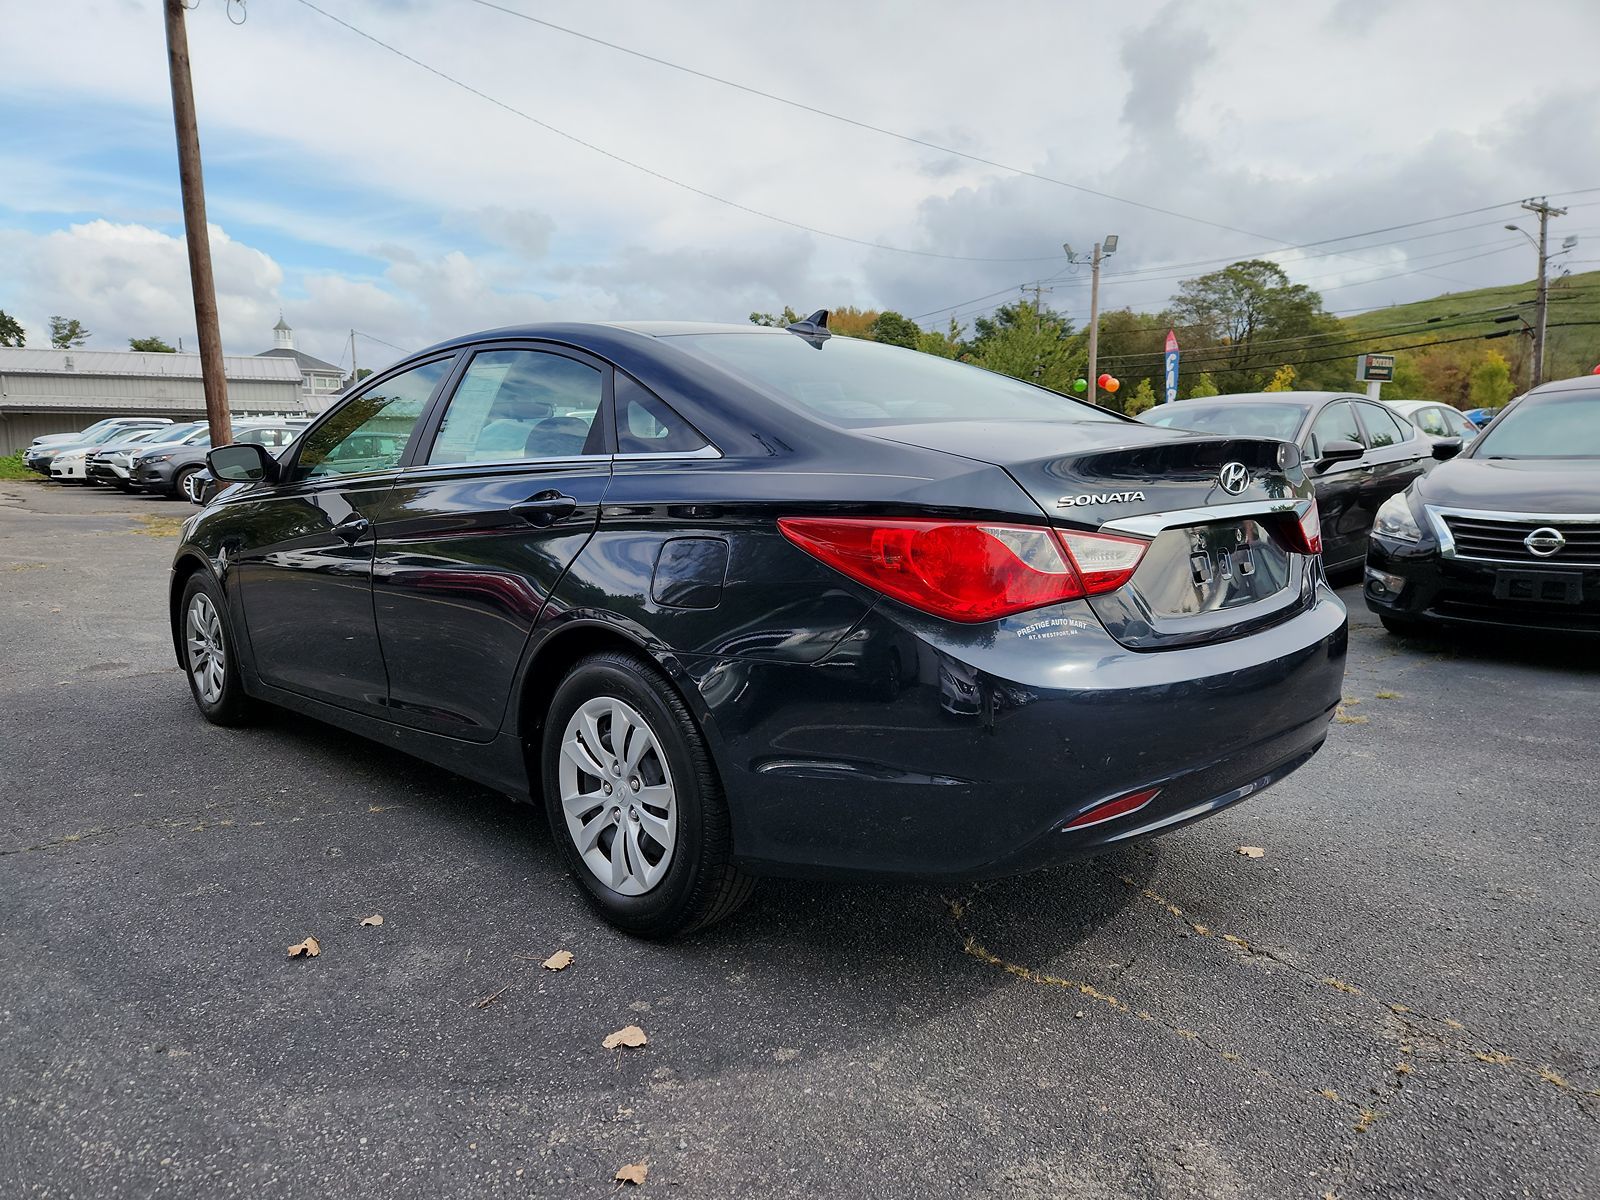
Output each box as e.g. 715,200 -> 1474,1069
1431,437 -> 1463,461
208,442 -> 278,485
1313,439 -> 1364,471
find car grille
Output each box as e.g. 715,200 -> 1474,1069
1441,513 -> 1600,566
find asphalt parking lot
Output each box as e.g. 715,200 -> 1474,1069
2,478 -> 1596,1199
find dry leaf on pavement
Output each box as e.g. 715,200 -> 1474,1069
615,1162 -> 648,1186
359,914 -> 384,927
287,936 -> 321,958
542,949 -> 574,971
602,1024 -> 648,1050
1237,846 -> 1266,859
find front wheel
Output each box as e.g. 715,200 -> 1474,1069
541,651 -> 752,938
178,572 -> 255,726
172,466 -> 201,501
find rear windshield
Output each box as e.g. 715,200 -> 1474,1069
1471,391 -> 1600,458
1140,402 -> 1308,440
667,332 -> 1122,427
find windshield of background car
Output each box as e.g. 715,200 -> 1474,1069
1471,391 -> 1600,458
666,333 -> 1123,427
1139,402 -> 1308,440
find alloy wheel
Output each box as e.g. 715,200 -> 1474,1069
185,591 -> 226,705
558,695 -> 677,896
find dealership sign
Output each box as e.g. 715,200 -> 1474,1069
1355,353 -> 1395,382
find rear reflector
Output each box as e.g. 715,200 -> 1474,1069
777,517 -> 1149,623
1063,786 -> 1162,830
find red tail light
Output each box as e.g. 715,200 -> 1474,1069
777,517 -> 1148,623
1269,503 -> 1323,556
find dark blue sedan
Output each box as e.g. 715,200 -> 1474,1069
171,314 -> 1347,936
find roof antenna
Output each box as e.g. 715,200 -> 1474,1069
785,308 -> 831,346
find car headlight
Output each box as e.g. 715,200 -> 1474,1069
140,454 -> 174,465
1374,493 -> 1421,543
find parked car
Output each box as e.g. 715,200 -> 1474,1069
172,318 -> 1348,937
1141,391 -> 1443,571
87,424 -> 206,490
1384,399 -> 1479,444
51,427 -> 179,485
23,418 -> 174,476
1463,406 -> 1504,428
133,421 -> 304,498
1366,375 -> 1599,635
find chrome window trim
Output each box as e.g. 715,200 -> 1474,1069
614,445 -> 723,462
398,446 -> 723,474
1424,504 -> 1600,562
1099,497 -> 1307,538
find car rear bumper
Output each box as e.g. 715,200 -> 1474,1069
1366,536 -> 1600,634
689,583 -> 1348,880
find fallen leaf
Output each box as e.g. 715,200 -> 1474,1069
287,936 -> 320,958
603,1024 -> 648,1050
1237,846 -> 1266,859
615,1162 -> 648,1186
359,914 -> 384,927
542,949 -> 574,971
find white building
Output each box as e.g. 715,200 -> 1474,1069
256,316 -> 346,405
0,348 -> 306,451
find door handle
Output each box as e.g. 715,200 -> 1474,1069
333,515 -> 371,544
512,491 -> 578,527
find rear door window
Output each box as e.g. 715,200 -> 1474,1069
427,349 -> 605,464
1305,401 -> 1363,458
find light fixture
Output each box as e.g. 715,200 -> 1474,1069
1103,234 -> 1120,253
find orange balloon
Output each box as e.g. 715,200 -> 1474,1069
1105,377 -> 1121,393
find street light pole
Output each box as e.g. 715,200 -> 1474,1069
1067,235 -> 1117,405
163,0 -> 232,446
1510,198 -> 1568,389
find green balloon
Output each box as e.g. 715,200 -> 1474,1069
1073,378 -> 1088,392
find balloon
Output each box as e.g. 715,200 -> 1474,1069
1105,377 -> 1121,394
1073,378 -> 1088,392
1097,373 -> 1113,389
1592,363 -> 1600,374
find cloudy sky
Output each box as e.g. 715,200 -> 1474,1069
2,0 -> 1598,373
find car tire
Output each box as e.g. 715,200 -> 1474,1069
540,651 -> 753,938
178,572 -> 255,726
1379,614 -> 1427,638
172,466 -> 201,501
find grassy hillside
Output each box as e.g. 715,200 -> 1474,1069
1339,268 -> 1600,384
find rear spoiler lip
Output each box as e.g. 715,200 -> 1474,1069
1098,496 -> 1310,539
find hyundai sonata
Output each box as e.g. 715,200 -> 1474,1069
171,314 -> 1347,936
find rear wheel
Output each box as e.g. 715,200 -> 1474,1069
179,573 -> 255,726
540,651 -> 752,938
172,466 -> 201,501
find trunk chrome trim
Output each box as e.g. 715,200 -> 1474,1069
1098,497 -> 1306,538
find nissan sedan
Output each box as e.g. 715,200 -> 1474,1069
170,317 -> 1347,937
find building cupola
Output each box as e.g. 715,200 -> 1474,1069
273,313 -> 294,351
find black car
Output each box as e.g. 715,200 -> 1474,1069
1366,375 -> 1600,635
172,317 -> 1347,937
1142,392 -> 1442,571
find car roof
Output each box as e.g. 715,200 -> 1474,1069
1166,391 -> 1356,405
1524,375 -> 1600,397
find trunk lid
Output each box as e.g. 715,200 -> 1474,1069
869,419 -> 1317,648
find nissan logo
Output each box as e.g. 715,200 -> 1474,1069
1218,462 -> 1250,495
1524,526 -> 1566,557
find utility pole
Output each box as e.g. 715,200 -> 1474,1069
163,0 -> 232,446
1067,236 -> 1118,405
1520,197 -> 1567,388
350,329 -> 358,386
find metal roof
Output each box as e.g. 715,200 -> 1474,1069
0,347 -> 302,382
256,347 -> 344,373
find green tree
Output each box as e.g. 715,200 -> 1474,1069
0,309 -> 24,347
1189,371 -> 1220,398
971,304 -> 1085,394
868,310 -> 921,350
1262,364 -> 1297,392
1125,377 -> 1158,416
48,316 -> 91,349
917,318 -> 965,359
748,307 -> 801,328
128,335 -> 176,353
1468,349 -> 1514,409
1172,260 -> 1332,391
968,299 -> 1076,359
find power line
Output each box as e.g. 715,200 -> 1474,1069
293,0 -> 1064,264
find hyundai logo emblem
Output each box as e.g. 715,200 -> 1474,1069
1218,462 -> 1250,495
1524,526 -> 1566,557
